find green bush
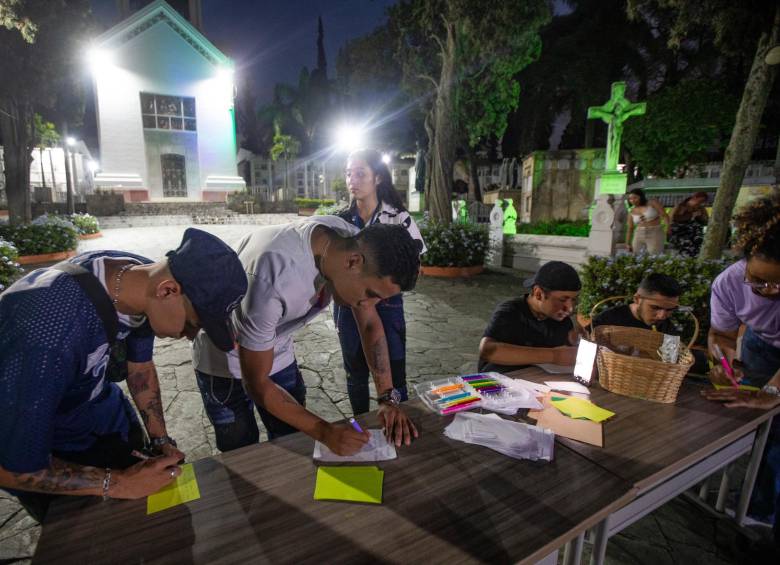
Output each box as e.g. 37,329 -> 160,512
0,221 -> 79,255
295,198 -> 335,208
0,238 -> 24,292
315,203 -> 346,216
579,253 -> 731,346
516,219 -> 591,237
419,221 -> 489,267
69,213 -> 100,235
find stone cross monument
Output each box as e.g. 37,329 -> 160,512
488,199 -> 504,268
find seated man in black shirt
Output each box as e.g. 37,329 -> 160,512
591,273 -> 681,334
478,261 -> 581,374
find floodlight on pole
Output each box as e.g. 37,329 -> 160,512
66,137 -> 76,146
381,153 -> 391,165
87,160 -> 100,173
87,47 -> 113,74
335,124 -> 366,153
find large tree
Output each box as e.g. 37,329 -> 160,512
0,0 -> 36,41
390,0 -> 549,222
0,0 -> 91,223
627,1 -> 780,260
623,79 -> 738,177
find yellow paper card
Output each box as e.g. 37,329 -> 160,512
314,466 -> 384,504
551,396 -> 615,423
713,384 -> 761,392
147,463 -> 201,515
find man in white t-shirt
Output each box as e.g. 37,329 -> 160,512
193,216 -> 421,455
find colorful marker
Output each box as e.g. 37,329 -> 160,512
712,343 -> 739,389
349,417 -> 364,433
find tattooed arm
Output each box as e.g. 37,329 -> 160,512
0,455 -> 182,499
352,305 -> 418,446
239,346 -> 368,455
126,361 -> 183,459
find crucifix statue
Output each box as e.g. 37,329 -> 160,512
587,82 -> 646,172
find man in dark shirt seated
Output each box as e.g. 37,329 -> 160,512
478,261 -> 581,374
591,273 -> 681,334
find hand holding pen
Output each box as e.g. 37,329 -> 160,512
710,343 -> 741,388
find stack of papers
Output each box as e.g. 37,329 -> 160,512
313,429 -> 397,462
550,396 -> 614,423
444,412 -> 554,461
314,466 -> 384,504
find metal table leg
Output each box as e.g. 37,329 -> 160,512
715,464 -> 731,512
736,417 -> 773,525
563,532 -> 584,565
697,475 -> 710,502
589,517 -> 610,565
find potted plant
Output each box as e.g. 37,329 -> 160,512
0,214 -> 79,265
419,219 -> 489,277
69,212 -> 101,239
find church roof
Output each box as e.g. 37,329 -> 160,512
93,0 -> 230,68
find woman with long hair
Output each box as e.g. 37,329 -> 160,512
333,149 -> 426,415
625,188 -> 670,254
668,191 -> 709,257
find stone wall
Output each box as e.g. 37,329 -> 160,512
96,213 -> 299,229
502,233 -> 589,272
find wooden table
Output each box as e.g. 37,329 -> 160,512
509,367 -> 780,565
34,401 -> 634,565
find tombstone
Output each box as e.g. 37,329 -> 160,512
503,198 -> 518,235
587,194 -> 627,257
488,199 -> 505,268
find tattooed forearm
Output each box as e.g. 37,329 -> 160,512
367,336 -> 391,376
126,369 -> 150,395
5,458 -> 103,495
139,397 -> 164,429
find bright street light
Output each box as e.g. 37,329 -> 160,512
381,153 -> 391,165
87,47 -> 113,73
66,137 -> 76,146
334,124 -> 365,153
87,160 -> 100,173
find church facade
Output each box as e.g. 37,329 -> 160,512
90,0 -> 244,202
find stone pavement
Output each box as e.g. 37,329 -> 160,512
0,222 -> 772,563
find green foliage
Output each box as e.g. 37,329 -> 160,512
0,0 -> 37,42
295,198 -> 335,209
516,220 -> 590,237
419,221 -> 489,267
314,203 -> 345,216
623,80 -> 738,177
579,253 -> 731,345
0,215 -> 78,255
270,123 -> 301,162
0,237 -> 24,291
33,113 -> 59,147
330,177 -> 348,203
68,212 -> 99,235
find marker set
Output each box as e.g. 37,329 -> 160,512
416,373 -> 545,416
415,378 -> 482,415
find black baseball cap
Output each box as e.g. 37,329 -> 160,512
523,261 -> 581,292
166,228 -> 247,351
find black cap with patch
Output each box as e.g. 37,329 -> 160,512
523,261 -> 581,292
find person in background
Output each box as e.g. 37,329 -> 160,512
334,149 -> 426,416
0,229 -> 247,521
478,261 -> 581,374
705,194 -> 780,550
669,191 -> 709,257
591,273 -> 682,334
625,188 -> 670,255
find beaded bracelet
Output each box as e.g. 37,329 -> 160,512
102,468 -> 112,501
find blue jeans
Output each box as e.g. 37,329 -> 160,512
740,327 -> 780,536
334,296 -> 408,415
196,360 -> 306,452
740,326 -> 780,387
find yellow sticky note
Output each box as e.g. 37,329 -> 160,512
314,466 -> 384,504
713,384 -> 761,392
551,396 -> 615,423
147,463 -> 201,515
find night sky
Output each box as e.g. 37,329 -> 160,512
89,0 -> 398,105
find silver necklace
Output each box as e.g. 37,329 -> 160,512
112,263 -> 134,305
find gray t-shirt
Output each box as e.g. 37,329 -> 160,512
192,216 -> 358,378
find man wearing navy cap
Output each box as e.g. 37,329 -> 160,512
478,261 -> 582,373
0,228 -> 247,521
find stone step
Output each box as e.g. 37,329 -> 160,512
96,213 -> 299,229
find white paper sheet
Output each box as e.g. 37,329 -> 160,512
544,381 -> 591,395
313,429 -> 397,462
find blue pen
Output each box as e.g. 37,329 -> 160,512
349,417 -> 364,433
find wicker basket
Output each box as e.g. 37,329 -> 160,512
593,325 -> 694,404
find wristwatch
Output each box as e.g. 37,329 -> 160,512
761,385 -> 780,397
150,435 -> 177,453
376,388 -> 402,407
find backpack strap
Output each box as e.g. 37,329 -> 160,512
53,262 -> 118,345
